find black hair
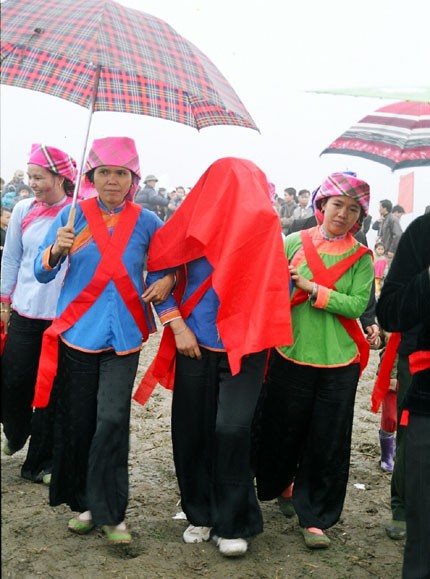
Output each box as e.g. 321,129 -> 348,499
380,199 -> 393,212
86,168 -> 96,184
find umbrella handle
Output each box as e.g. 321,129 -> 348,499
61,206 -> 77,256
68,64 -> 102,222
66,206 -> 76,229
62,64 -> 101,256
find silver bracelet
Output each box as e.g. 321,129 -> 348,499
308,282 -> 318,302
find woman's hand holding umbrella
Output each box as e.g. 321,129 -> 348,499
49,225 -> 75,267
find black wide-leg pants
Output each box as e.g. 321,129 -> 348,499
49,342 -> 139,526
402,413 -> 430,579
172,349 -> 266,539
256,350 -> 360,530
1,311 -> 55,480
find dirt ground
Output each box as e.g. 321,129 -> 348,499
1,334 -> 405,579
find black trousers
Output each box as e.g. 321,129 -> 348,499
391,353 -> 412,521
256,351 -> 360,530
402,413 -> 430,579
49,342 -> 139,526
172,349 -> 267,539
1,311 -> 55,480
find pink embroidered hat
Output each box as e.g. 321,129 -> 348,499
312,172 -> 370,234
83,136 -> 141,200
28,144 -> 77,195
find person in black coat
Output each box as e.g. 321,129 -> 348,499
376,212 -> 430,579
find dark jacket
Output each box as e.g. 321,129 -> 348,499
134,185 -> 169,219
376,213 -> 430,415
373,213 -> 403,254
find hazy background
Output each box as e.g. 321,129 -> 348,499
1,0 -> 429,242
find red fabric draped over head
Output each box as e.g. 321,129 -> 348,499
28,143 -> 77,195
147,156 -> 293,375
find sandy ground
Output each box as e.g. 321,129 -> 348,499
1,335 -> 405,579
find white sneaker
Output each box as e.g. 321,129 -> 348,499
183,525 -> 212,544
213,536 -> 248,557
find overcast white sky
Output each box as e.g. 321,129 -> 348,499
1,0 -> 429,233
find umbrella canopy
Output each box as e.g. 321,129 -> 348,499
0,0 -> 258,132
321,101 -> 430,171
309,86 -> 430,103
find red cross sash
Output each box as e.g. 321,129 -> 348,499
33,198 -> 154,408
370,332 -> 401,413
133,266 -> 212,406
290,229 -> 371,376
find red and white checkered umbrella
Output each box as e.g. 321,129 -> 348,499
1,0 -> 258,131
321,101 -> 430,171
1,0 -> 258,215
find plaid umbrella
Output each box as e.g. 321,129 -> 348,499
1,0 -> 258,131
321,101 -> 430,171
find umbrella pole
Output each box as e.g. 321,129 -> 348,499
66,65 -> 101,228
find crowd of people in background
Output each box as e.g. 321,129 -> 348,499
1,157 -> 429,577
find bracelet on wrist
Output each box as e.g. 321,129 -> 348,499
308,282 -> 318,302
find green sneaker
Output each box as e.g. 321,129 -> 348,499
302,527 -> 331,549
3,440 -> 14,456
385,519 -> 406,540
277,496 -> 296,518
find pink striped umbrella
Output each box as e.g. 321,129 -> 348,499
321,101 -> 430,171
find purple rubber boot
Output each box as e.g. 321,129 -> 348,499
379,429 -> 396,472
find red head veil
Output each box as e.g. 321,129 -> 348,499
147,157 -> 293,375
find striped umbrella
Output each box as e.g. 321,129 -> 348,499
321,101 -> 430,171
1,0 -> 258,218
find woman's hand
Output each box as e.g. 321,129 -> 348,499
288,265 -> 313,294
142,272 -> 175,305
364,324 -> 380,347
1,303 -> 11,335
169,319 -> 201,359
50,225 -> 75,266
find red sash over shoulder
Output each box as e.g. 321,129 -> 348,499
33,198 -> 154,408
133,266 -> 212,406
291,229 -> 371,376
370,332 -> 401,413
133,158 -> 293,406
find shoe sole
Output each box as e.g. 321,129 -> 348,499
219,547 -> 248,557
213,536 -> 248,557
102,526 -> 132,544
302,531 -> 331,549
68,519 -> 96,535
183,526 -> 211,543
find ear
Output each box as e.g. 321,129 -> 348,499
320,198 -> 328,213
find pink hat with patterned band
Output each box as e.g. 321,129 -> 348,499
83,137 -> 141,200
28,144 -> 77,195
312,172 -> 370,234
